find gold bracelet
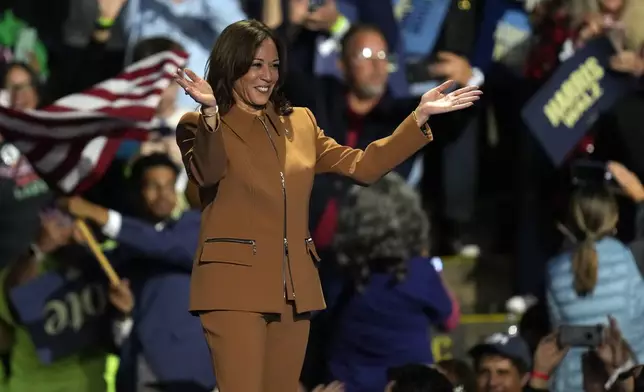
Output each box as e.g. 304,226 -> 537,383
412,110 -> 431,138
200,105 -> 219,118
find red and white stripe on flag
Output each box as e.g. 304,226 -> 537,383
0,49 -> 188,194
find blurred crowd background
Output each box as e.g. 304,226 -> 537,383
0,0 -> 644,391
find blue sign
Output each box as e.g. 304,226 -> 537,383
399,0 -> 451,57
521,37 -> 636,166
473,0 -> 532,73
10,270 -> 111,364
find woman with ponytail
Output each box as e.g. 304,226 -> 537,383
546,162 -> 644,392
327,172 -> 456,392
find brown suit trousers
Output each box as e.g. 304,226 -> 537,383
200,301 -> 309,392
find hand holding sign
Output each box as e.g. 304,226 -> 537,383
109,279 -> 133,316
610,51 -> 644,77
521,37 -> 635,166
577,14 -> 606,48
58,196 -> 108,225
414,80 -> 482,125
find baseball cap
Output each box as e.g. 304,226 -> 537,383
468,332 -> 532,370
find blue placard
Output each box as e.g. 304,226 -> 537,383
473,0 -> 532,72
521,37 -> 636,166
398,0 -> 451,57
10,270 -> 111,364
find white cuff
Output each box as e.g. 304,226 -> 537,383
605,359 -> 636,390
559,39 -> 575,62
112,317 -> 133,347
102,210 -> 123,239
467,67 -> 485,87
175,170 -> 189,193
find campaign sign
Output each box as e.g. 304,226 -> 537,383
473,0 -> 532,73
10,270 -> 110,364
521,37 -> 637,166
398,0 -> 451,57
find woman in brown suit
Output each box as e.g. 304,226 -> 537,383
174,19 -> 481,392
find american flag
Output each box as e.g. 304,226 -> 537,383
0,49 -> 188,194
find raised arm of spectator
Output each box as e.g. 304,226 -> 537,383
204,0 -> 247,34
607,162 -> 644,276
48,0 -> 127,99
58,197 -> 199,271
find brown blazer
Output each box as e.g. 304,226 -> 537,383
176,103 -> 432,314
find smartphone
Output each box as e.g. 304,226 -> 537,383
558,325 -> 603,347
571,160 -> 621,192
430,257 -> 443,272
309,0 -> 326,12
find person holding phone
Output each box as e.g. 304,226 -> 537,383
545,161 -> 644,392
174,19 -> 481,392
567,0 -> 644,77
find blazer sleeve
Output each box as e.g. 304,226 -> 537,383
175,111 -> 227,187
305,108 -> 433,185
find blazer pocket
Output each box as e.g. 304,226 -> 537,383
199,237 -> 256,266
305,237 -> 322,267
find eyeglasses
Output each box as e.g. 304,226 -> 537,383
354,47 -> 389,62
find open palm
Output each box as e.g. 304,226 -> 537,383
174,68 -> 216,107
415,80 -> 482,123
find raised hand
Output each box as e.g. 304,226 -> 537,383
414,80 -> 482,125
174,68 -> 216,107
608,161 -> 644,202
109,279 -> 134,315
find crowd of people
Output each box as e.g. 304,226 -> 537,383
0,0 -> 643,391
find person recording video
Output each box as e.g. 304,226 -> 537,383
545,161 -> 644,392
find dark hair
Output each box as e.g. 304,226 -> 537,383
205,19 -> 292,115
569,187 -> 618,296
340,23 -> 386,62
387,364 -> 454,392
334,172 -> 430,292
132,37 -> 185,63
129,153 -> 179,187
437,360 -> 476,392
472,352 -> 529,376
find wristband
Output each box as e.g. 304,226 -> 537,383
531,371 -> 549,381
95,16 -> 115,30
411,110 -> 431,138
330,15 -> 350,38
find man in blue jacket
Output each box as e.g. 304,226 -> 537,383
60,153 -> 213,392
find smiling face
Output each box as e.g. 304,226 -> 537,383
232,38 -> 280,110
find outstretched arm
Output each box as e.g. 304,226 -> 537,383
313,81 -> 482,184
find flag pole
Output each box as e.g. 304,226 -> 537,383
74,219 -> 120,285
